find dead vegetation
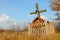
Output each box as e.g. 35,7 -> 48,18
0,30 -> 60,40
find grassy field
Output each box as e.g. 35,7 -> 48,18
0,30 -> 60,40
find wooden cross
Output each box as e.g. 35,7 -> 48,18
30,3 -> 47,27
30,3 -> 47,19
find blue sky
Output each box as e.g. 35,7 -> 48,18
0,0 -> 56,23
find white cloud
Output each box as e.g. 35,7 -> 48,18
41,15 -> 47,20
0,14 -> 10,22
0,13 -> 27,30
0,14 -> 17,29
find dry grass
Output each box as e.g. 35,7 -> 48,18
0,30 -> 60,40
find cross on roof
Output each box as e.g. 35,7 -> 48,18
30,3 -> 47,19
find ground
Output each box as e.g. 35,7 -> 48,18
0,30 -> 60,40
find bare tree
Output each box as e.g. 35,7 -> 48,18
9,22 -> 20,31
55,13 -> 60,20
55,13 -> 60,33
